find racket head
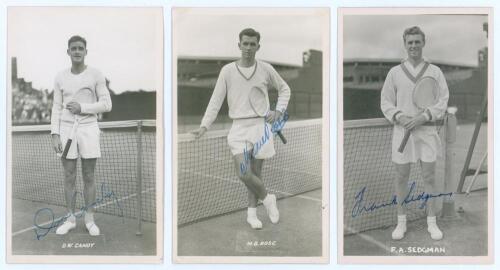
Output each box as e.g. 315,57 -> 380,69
72,87 -> 96,104
413,77 -> 439,109
249,86 -> 269,117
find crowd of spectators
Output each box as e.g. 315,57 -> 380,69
12,78 -> 118,124
12,88 -> 52,125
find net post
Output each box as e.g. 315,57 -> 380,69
441,108 -> 459,219
135,120 -> 143,236
457,97 -> 487,193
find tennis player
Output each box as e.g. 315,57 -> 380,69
191,28 -> 291,229
50,35 -> 112,236
380,26 -> 449,240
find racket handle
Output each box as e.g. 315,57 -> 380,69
398,129 -> 411,153
62,139 -> 72,159
277,131 -> 287,144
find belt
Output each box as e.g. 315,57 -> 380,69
233,116 -> 263,120
423,119 -> 444,126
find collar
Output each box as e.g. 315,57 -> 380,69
235,61 -> 258,81
400,59 -> 430,83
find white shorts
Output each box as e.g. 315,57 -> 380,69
58,121 -> 101,159
227,118 -> 275,159
392,125 -> 441,164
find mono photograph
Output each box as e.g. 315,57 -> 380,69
172,7 -> 330,263
338,8 -> 492,264
6,6 -> 164,263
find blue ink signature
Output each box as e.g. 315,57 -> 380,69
351,181 -> 453,218
240,111 -> 289,175
270,111 -> 289,134
351,187 -> 398,218
33,183 -> 124,240
402,181 -> 453,209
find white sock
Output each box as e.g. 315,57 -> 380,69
84,212 -> 94,224
262,194 -> 274,206
84,212 -> 100,236
247,208 -> 262,229
56,213 -> 76,235
427,216 -> 443,240
247,207 -> 257,218
67,213 -> 76,223
392,215 -> 407,240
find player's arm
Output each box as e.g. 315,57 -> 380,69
78,71 -> 112,114
380,69 -> 410,125
191,126 -> 207,139
404,112 -> 429,130
380,69 -> 399,122
50,78 -> 63,153
267,63 -> 291,123
192,69 -> 228,138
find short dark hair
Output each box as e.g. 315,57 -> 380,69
68,35 -> 87,48
239,28 -> 260,42
403,26 -> 425,43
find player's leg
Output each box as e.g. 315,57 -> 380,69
233,153 -> 267,199
421,161 -> 442,240
245,158 -> 264,229
81,158 -> 97,210
233,153 -> 264,229
249,158 -> 264,207
56,158 -> 78,235
394,163 -> 411,215
392,162 -> 411,240
81,158 -> 100,236
421,161 -> 437,216
233,154 -> 279,224
249,156 -> 279,224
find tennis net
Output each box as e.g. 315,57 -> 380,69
12,120 -> 157,224
343,118 -> 446,235
177,119 -> 322,226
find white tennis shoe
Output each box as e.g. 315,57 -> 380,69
427,216 -> 443,240
56,220 -> 76,235
85,222 -> 100,236
84,212 -> 100,236
263,194 -> 279,224
391,215 -> 407,240
247,207 -> 263,229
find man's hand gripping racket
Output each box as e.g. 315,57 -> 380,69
61,87 -> 95,158
397,77 -> 439,153
249,86 -> 287,144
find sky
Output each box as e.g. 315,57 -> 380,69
343,15 -> 488,66
8,7 -> 163,94
173,8 -> 328,66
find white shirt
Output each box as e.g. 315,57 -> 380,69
380,59 -> 449,123
237,62 -> 257,78
50,66 -> 112,134
200,60 -> 291,129
380,59 -> 450,163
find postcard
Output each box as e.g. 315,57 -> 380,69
6,6 -> 164,263
172,7 -> 330,263
338,7 -> 493,264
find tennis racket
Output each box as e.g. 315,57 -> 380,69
61,87 -> 96,158
398,76 -> 439,153
249,86 -> 287,144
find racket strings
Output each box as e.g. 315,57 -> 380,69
413,78 -> 439,109
249,87 -> 269,116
